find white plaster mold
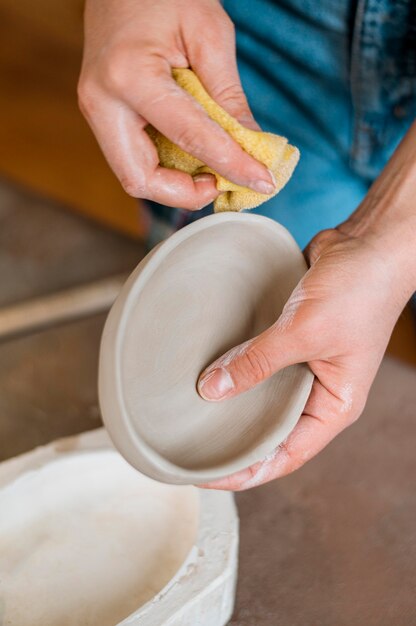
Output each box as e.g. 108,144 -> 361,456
0,429 -> 238,626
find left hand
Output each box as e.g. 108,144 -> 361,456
197,226 -> 410,490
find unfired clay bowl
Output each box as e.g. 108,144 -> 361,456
99,212 -> 313,485
0,430 -> 238,626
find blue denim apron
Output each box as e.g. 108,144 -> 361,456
145,0 -> 416,250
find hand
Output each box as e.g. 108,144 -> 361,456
197,226 -> 411,490
78,0 -> 274,209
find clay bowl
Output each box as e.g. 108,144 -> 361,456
0,430 -> 238,626
99,212 -> 313,485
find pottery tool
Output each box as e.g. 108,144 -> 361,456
0,274 -> 127,342
147,68 -> 299,212
99,213 -> 313,485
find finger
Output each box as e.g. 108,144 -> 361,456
104,58 -> 274,194
200,378 -> 354,491
135,73 -> 272,192
186,15 -> 261,131
80,94 -> 220,209
198,278 -> 316,401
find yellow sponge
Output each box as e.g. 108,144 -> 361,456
146,69 -> 299,212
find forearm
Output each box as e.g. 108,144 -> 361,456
340,120 -> 416,298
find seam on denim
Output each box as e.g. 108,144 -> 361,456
349,0 -> 367,171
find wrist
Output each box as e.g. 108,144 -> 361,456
340,205 -> 416,307
339,123 -> 416,301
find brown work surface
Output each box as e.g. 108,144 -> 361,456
0,180 -> 142,459
1,181 -> 416,624
231,356 -> 416,625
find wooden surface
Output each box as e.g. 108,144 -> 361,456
0,0 -> 144,238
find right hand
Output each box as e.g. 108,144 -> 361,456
78,0 -> 275,210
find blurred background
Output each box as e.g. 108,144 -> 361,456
0,0 -> 146,236
0,0 -> 149,459
1,2 -> 416,623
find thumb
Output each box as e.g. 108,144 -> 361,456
197,317 -> 312,402
187,15 -> 261,131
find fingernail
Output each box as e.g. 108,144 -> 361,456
237,114 -> 261,131
193,173 -> 215,184
198,367 -> 234,401
250,178 -> 275,195
268,169 -> 277,187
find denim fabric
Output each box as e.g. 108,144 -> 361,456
144,0 -> 416,250
350,0 -> 416,180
